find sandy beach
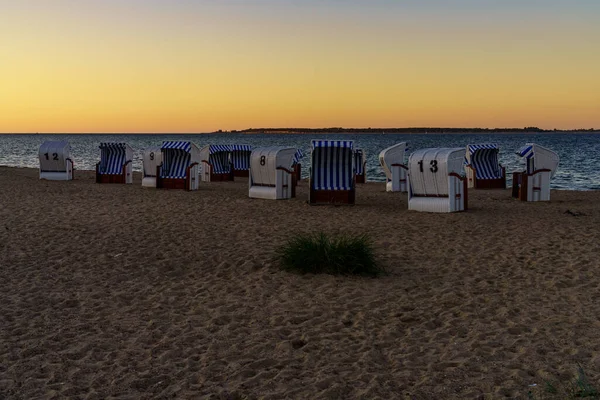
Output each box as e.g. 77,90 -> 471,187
1,166 -> 599,399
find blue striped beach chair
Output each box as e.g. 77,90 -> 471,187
96,143 -> 133,184
199,145 -> 233,182
156,141 -> 201,190
512,143 -> 559,202
464,144 -> 505,189
309,140 -> 355,205
230,145 -> 252,177
39,141 -> 74,181
354,149 -> 367,183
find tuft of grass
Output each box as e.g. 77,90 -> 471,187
276,231 -> 382,276
528,364 -> 599,399
571,364 -> 599,398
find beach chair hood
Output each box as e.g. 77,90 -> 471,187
98,142 -> 132,175
160,141 -> 200,178
465,144 -> 502,179
379,142 -> 408,180
39,141 -> 71,172
516,143 -> 559,178
230,145 -> 252,171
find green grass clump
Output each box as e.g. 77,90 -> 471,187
528,364 -> 599,399
276,232 -> 382,276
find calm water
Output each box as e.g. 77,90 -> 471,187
1,133 -> 599,190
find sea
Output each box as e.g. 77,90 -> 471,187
1,133 -> 599,190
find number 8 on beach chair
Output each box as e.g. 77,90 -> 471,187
408,148 -> 468,213
512,143 -> 559,202
95,142 -> 133,184
39,141 -> 74,181
464,144 -> 506,189
156,141 -> 200,191
309,140 -> 355,205
248,147 -> 297,200
379,142 -> 408,192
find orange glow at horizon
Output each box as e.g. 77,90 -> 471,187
1,1 -> 599,133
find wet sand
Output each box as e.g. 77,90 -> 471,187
1,166 -> 599,399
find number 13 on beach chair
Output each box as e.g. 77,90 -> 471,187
408,148 -> 468,213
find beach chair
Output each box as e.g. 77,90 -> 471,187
408,148 -> 468,213
248,147 -> 297,200
199,145 -> 233,182
230,145 -> 252,177
292,149 -> 304,185
95,142 -> 133,184
309,140 -> 355,205
355,149 -> 367,183
464,144 -> 506,189
141,147 -> 163,187
156,141 -> 200,191
379,142 -> 408,192
39,141 -> 74,181
512,143 -> 559,202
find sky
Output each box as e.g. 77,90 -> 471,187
1,0 -> 599,133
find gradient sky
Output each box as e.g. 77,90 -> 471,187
1,0 -> 599,132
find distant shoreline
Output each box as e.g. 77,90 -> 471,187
227,128 -> 600,135
2,128 -> 599,135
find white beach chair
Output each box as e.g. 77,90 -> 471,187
141,147 -> 163,188
354,149 -> 367,183
230,145 -> 252,178
199,145 -> 233,182
512,143 -> 559,202
156,141 -> 200,191
95,142 -> 133,184
464,144 -> 506,189
379,142 -> 408,192
248,147 -> 297,200
39,141 -> 74,181
309,140 -> 355,205
408,148 -> 468,213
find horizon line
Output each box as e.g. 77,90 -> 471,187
1,127 -> 598,135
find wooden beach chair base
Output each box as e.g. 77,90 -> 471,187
96,174 -> 126,184
310,189 -> 355,205
233,169 -> 249,178
157,178 -> 186,190
473,175 -> 506,189
95,162 -> 131,184
209,172 -> 234,181
467,166 -> 506,190
294,164 -> 301,186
